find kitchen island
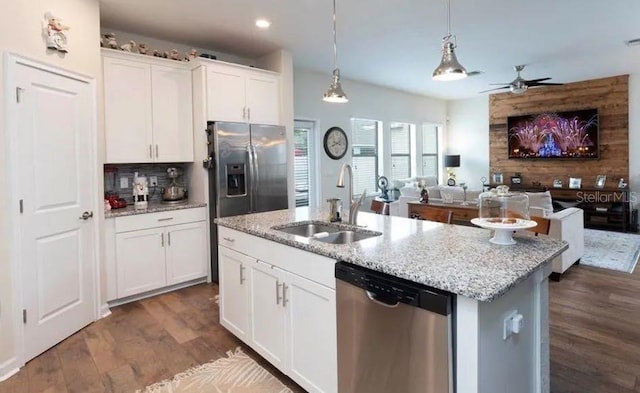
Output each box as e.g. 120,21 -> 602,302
215,207 -> 567,393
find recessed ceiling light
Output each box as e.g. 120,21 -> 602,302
255,19 -> 271,29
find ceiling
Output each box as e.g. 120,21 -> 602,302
100,0 -> 640,100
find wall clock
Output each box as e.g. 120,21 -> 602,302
323,126 -> 348,160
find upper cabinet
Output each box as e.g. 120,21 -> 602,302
103,50 -> 194,163
206,62 -> 280,125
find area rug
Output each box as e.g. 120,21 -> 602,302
582,229 -> 640,273
137,348 -> 293,393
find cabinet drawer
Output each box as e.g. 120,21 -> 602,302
218,226 -> 259,256
218,226 -> 336,289
115,207 -> 206,233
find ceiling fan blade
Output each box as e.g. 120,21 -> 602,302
528,82 -> 564,87
524,77 -> 551,83
479,86 -> 510,93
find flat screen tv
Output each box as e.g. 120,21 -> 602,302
507,109 -> 599,159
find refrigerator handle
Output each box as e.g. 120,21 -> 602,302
252,144 -> 259,208
246,144 -> 255,212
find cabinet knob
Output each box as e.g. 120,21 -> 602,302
79,211 -> 94,220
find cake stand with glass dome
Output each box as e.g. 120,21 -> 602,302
471,185 -> 537,245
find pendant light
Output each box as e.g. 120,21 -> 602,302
432,0 -> 467,81
323,0 -> 348,103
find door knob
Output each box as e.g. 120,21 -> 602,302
79,211 -> 94,220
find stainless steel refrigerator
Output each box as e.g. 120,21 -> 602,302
205,121 -> 288,281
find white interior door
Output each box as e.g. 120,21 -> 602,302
11,59 -> 97,361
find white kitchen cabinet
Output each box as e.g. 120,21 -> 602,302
249,260 -> 287,371
116,227 -> 166,298
245,73 -> 280,125
217,227 -> 337,393
103,55 -> 153,163
151,65 -> 194,162
106,207 -> 208,302
206,62 -> 280,125
219,246 -> 252,342
285,272 -> 337,393
166,221 -> 208,285
103,49 -> 194,163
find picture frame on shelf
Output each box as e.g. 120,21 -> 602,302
492,172 -> 503,184
618,178 -> 628,189
569,177 -> 582,189
595,175 -> 606,189
553,179 -> 563,188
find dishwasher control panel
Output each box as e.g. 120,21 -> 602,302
335,261 -> 452,316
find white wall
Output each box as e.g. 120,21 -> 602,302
293,68 -> 447,205
445,96 -> 490,191
0,0 -> 102,377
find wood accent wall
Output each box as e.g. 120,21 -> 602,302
489,75 -> 629,188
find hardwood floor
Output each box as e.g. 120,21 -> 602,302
550,264 -> 640,393
0,284 -> 305,393
2,263 -> 639,393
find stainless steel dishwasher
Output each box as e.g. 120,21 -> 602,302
336,262 -> 454,393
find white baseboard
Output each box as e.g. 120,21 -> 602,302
0,357 -> 21,382
107,277 -> 208,308
100,303 -> 112,319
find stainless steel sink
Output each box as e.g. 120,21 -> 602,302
314,230 -> 381,244
273,222 -> 342,237
272,221 -> 382,244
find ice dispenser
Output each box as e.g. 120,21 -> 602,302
226,163 -> 246,196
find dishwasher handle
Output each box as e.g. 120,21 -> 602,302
365,290 -> 400,308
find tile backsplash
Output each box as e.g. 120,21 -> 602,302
104,163 -> 188,202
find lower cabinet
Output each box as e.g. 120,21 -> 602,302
218,231 -> 337,393
116,227 -> 167,298
219,246 -> 251,341
106,207 -> 208,301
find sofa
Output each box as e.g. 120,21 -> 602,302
527,191 -> 584,278
394,178 -> 482,218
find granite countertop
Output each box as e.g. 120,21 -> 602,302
105,201 -> 207,218
215,207 -> 568,302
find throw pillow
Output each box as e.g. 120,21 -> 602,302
426,186 -> 442,199
526,191 -> 553,216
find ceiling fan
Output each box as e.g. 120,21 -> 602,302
480,65 -> 563,94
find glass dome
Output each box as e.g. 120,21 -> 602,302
478,185 -> 530,222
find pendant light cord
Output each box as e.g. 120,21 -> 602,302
332,0 -> 338,70
446,0 -> 451,37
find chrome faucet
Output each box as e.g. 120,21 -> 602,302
337,163 -> 366,226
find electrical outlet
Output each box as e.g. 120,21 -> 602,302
120,177 -> 128,189
150,176 -> 158,186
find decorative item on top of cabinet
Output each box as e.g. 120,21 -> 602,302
138,43 -> 148,54
120,40 -> 137,53
104,32 -> 118,49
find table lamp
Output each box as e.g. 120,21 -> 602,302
444,154 -> 460,186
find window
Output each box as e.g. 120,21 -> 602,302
293,120 -> 316,207
351,118 -> 380,196
421,124 -> 439,177
390,122 -> 413,180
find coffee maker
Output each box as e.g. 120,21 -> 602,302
132,172 -> 149,210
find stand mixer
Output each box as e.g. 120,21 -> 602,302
162,167 -> 187,203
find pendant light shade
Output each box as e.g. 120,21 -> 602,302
323,0 -> 348,103
324,68 -> 348,103
432,0 -> 467,81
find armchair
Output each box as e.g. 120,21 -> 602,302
530,206 -> 584,278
